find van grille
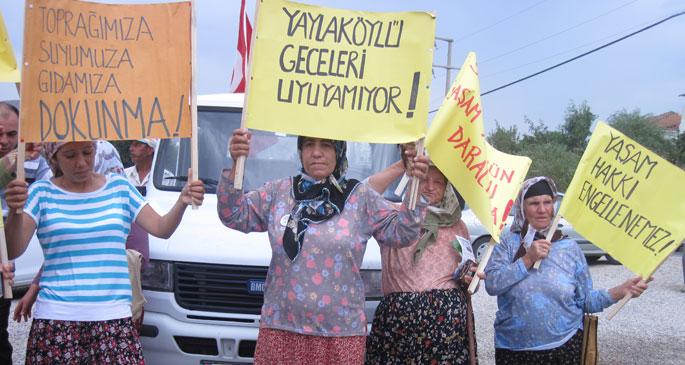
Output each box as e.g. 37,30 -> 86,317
174,262 -> 268,315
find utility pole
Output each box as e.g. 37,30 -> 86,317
433,36 -> 460,95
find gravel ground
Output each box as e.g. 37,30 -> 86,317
8,253 -> 685,364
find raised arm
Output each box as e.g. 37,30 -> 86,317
136,171 -> 204,239
368,160 -> 405,194
367,155 -> 429,247
4,179 -> 37,259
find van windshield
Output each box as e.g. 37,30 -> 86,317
153,106 -> 404,200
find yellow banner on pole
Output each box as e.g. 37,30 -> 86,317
20,0 -> 191,143
0,11 -> 20,83
559,122 -> 685,277
245,0 -> 435,143
426,52 -> 531,242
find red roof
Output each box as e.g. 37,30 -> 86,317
650,111 -> 681,131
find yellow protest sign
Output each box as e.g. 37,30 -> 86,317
559,122 -> 685,277
426,52 -> 531,242
0,11 -> 20,83
246,0 -> 435,143
20,0 -> 191,143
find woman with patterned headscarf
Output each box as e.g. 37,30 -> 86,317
2,141 -> 204,364
217,128 -> 429,364
484,176 -> 650,364
364,148 -> 481,365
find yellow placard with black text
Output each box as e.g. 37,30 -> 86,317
559,122 -> 685,278
426,52 -> 531,242
20,0 -> 192,143
246,0 -> 435,143
0,11 -> 20,83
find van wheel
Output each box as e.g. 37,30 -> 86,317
472,237 -> 491,263
604,255 -> 621,265
585,256 -> 600,263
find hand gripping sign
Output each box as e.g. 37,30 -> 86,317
558,122 -> 685,318
425,52 -> 531,294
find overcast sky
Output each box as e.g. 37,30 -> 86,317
1,0 -> 683,133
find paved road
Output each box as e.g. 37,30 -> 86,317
8,253 -> 685,364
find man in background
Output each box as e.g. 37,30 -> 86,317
0,101 -> 51,365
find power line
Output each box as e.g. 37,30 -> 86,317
481,16 -> 653,79
455,0 -> 550,42
481,11 -> 685,96
428,10 -> 685,114
480,0 -> 639,65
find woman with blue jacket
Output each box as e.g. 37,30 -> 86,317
484,176 -> 649,364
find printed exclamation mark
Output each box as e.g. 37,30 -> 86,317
498,199 -> 514,231
174,94 -> 186,137
406,72 -> 420,118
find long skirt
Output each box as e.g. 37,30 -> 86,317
365,288 -> 476,365
25,317 -> 144,364
254,327 -> 366,364
494,329 -> 583,365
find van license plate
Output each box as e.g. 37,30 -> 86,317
246,279 -> 265,295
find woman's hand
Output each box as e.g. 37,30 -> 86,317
229,128 -> 251,162
609,276 -> 652,301
408,155 -> 429,180
522,239 -> 551,268
180,169 -> 205,206
14,283 -> 38,322
4,179 -> 28,211
1,262 -> 14,287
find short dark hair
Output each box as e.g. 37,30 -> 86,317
0,101 -> 19,118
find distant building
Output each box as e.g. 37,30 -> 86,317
649,111 -> 681,139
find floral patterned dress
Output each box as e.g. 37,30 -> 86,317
217,171 -> 426,363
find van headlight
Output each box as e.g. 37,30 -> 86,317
141,260 -> 174,292
360,269 -> 383,301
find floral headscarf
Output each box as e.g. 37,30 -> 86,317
41,142 -> 97,177
282,137 -> 360,261
509,176 -> 558,234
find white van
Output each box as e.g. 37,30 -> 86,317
139,93 -> 404,363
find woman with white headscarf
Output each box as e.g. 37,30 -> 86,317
484,176 -> 650,364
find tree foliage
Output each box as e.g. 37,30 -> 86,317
607,109 -> 677,163
562,101 -> 594,153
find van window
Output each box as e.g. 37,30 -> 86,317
153,106 -> 404,199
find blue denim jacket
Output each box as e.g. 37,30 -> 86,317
484,230 -> 616,350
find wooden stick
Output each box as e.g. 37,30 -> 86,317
393,174 -> 409,196
407,138 -> 424,210
234,0 -> 260,190
0,216 -> 12,299
468,237 -> 496,294
190,0 -> 199,210
606,258 -> 665,320
533,214 -> 561,269
605,291 -> 632,320
15,81 -> 24,214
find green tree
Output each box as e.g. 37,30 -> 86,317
110,140 -> 133,167
520,117 -> 566,147
674,130 -> 685,166
562,101 -> 594,153
607,109 -> 676,162
520,142 -> 580,191
487,122 -> 521,154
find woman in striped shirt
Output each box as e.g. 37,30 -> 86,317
3,141 -> 204,364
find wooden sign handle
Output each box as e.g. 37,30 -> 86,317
407,138 -> 424,210
0,221 -> 13,299
533,214 -> 561,269
190,0 -> 199,210
468,238 -> 496,294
